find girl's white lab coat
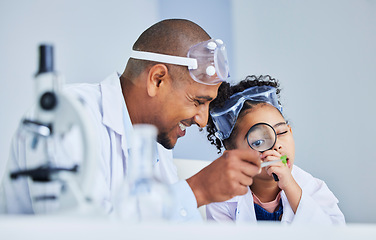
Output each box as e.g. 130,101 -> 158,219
206,165 -> 345,224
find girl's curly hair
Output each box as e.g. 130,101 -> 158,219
206,75 -> 281,153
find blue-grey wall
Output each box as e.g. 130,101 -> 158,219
231,0 -> 376,224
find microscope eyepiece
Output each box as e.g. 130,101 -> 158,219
37,44 -> 54,75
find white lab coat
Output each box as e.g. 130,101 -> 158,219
0,72 -> 201,221
206,165 -> 345,224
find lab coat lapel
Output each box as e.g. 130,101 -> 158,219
280,190 -> 294,223
281,166 -> 298,223
99,73 -> 128,185
236,189 -> 257,223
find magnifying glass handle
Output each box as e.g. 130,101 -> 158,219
272,173 -> 279,182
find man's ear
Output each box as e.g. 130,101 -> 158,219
146,64 -> 169,97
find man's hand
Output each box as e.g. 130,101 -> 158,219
186,149 -> 261,207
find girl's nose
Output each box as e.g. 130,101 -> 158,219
273,143 -> 282,151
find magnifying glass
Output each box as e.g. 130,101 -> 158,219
246,122 -> 279,181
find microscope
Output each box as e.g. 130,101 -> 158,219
8,44 -> 99,214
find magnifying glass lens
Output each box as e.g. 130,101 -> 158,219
247,123 -> 276,152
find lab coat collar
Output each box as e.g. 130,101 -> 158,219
235,166 -> 298,224
100,72 -> 126,136
235,188 -> 293,223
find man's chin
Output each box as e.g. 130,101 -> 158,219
157,133 -> 176,150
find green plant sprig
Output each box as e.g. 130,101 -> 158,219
280,155 -> 287,166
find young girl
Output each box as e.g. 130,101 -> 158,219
205,75 -> 345,224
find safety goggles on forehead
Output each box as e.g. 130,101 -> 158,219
130,39 -> 230,85
210,85 -> 283,140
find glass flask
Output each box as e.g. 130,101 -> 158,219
115,124 -> 177,222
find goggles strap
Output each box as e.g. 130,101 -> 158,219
130,50 -> 198,69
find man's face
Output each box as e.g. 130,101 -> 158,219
155,67 -> 221,149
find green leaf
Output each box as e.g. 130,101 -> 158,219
280,155 -> 287,165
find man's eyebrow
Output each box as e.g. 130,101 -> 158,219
273,122 -> 287,128
196,96 -> 214,101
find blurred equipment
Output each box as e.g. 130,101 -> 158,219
115,124 -> 177,222
8,44 -> 99,214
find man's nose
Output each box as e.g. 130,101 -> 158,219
194,105 -> 209,128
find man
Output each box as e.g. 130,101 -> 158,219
1,19 -> 261,221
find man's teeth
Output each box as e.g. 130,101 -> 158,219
179,122 -> 187,131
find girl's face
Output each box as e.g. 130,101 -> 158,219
231,103 -> 295,180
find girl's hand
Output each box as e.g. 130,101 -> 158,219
261,149 -> 302,213
261,150 -> 294,190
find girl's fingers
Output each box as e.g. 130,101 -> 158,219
266,164 -> 290,179
262,155 -> 280,162
261,149 -> 281,159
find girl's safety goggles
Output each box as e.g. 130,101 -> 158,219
210,85 -> 283,140
130,39 -> 230,85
